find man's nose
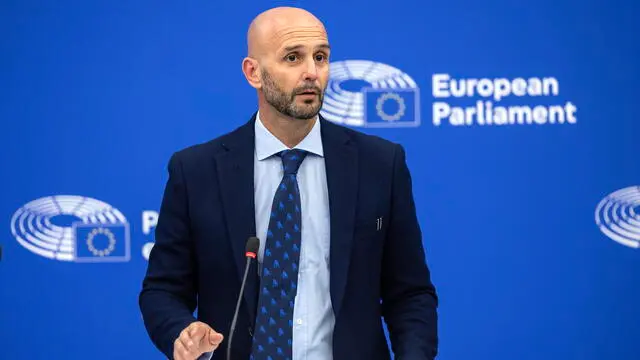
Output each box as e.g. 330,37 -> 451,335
302,58 -> 319,81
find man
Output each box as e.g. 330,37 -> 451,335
139,6 -> 438,360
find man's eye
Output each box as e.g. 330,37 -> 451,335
286,54 -> 298,62
315,54 -> 327,62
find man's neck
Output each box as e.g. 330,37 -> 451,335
258,105 -> 316,149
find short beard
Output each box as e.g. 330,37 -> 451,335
261,68 -> 324,120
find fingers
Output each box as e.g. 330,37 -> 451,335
173,322 -> 223,360
174,337 -> 193,360
174,323 -> 205,360
208,330 -> 224,347
188,323 -> 208,340
199,326 -> 223,353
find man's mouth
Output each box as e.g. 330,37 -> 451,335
297,89 -> 318,95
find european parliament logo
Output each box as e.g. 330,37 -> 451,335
595,186 -> 640,249
321,60 -> 420,127
10,195 -> 131,262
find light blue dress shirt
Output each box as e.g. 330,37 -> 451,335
253,112 -> 335,360
203,113 -> 335,359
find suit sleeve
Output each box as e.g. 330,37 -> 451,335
381,144 -> 439,360
139,152 -> 198,358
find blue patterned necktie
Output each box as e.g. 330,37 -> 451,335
251,149 -> 308,360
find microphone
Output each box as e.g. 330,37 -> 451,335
227,236 -> 260,360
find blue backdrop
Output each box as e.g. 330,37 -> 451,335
1,0 -> 639,359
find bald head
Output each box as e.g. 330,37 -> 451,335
247,7 -> 327,59
241,7 -> 330,121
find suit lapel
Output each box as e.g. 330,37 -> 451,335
215,115 -> 259,325
320,117 -> 358,319
213,114 -> 358,326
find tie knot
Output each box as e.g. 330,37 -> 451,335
279,149 -> 308,175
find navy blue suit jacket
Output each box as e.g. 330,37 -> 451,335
139,114 -> 438,359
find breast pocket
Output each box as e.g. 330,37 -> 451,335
352,217 -> 386,267
354,217 -> 385,243
353,183 -> 389,249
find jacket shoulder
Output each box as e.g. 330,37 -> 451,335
168,121 -> 251,166
325,120 -> 403,162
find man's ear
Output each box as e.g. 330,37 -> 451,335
242,57 -> 262,89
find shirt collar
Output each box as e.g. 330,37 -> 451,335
254,111 -> 324,161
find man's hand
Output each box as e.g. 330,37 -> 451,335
173,321 -> 224,360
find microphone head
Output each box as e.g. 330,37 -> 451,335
245,236 -> 260,257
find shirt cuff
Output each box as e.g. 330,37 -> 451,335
197,351 -> 214,360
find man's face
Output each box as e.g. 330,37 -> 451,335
260,26 -> 330,120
